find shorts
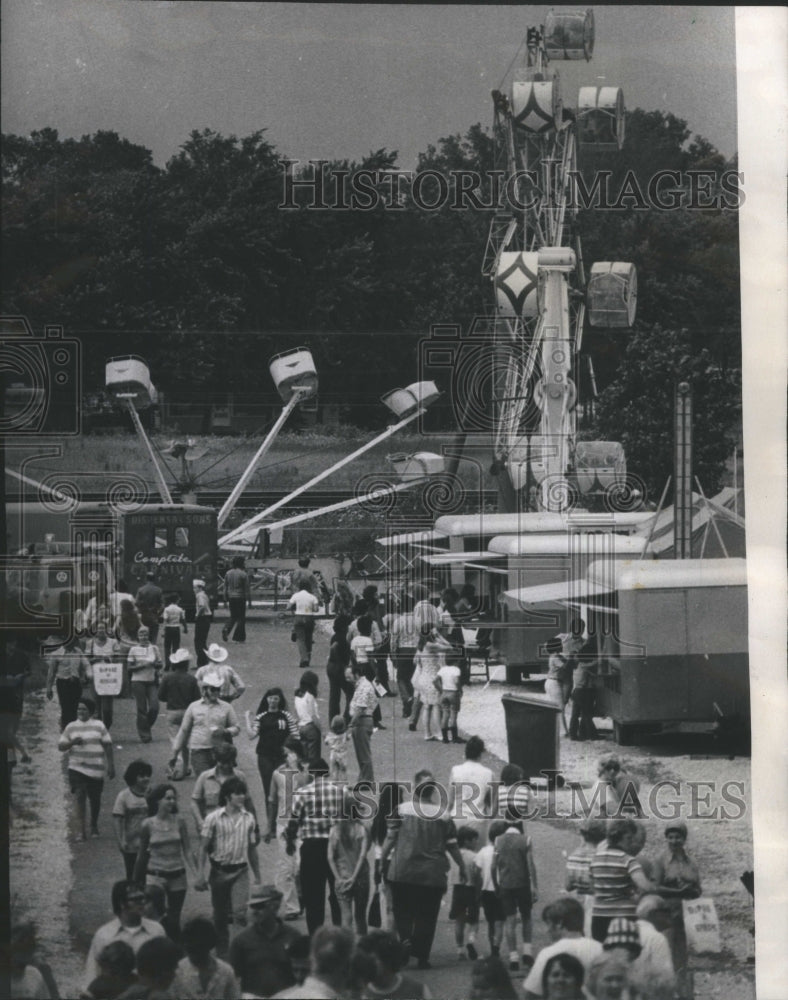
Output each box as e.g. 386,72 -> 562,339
68,768 -> 104,796
499,886 -> 532,920
440,691 -> 460,710
449,883 -> 480,922
481,889 -> 504,924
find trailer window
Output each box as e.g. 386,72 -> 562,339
174,527 -> 189,549
155,527 -> 168,549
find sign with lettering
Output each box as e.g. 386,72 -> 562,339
93,661 -> 123,696
682,897 -> 721,954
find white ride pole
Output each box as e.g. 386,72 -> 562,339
217,387 -> 308,528
120,397 -> 174,504
219,407 -> 426,546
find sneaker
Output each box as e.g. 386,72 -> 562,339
466,942 -> 478,960
90,828 -> 100,839
424,735 -> 438,741
452,735 -> 467,744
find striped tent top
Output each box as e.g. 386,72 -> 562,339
60,718 -> 112,778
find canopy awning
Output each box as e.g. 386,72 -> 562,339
375,528 -> 448,548
503,577 -> 615,606
419,551 -> 504,566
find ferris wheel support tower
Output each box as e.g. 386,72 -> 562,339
482,9 -> 636,512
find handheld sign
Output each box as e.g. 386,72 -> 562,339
93,661 -> 123,697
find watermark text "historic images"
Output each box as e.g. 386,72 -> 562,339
280,161 -> 744,212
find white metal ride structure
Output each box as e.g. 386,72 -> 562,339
483,9 -> 636,512
105,355 -> 174,503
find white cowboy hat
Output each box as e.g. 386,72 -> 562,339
192,578 -> 206,588
206,643 -> 229,662
200,671 -> 224,689
169,648 -> 191,664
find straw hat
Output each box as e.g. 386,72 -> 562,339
206,643 -> 229,663
169,648 -> 191,665
200,671 -> 224,690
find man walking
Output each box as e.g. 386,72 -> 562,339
135,572 -> 164,645
127,625 -> 163,743
168,672 -> 240,776
222,556 -> 250,643
228,884 -> 301,998
285,758 -> 343,933
195,776 -> 261,955
288,586 -> 320,669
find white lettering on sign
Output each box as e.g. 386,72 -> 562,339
133,552 -> 193,567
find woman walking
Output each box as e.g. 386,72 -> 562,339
653,821 -> 702,999
326,614 -> 355,722
348,661 -> 378,783
245,687 -> 299,802
59,696 -> 115,841
415,627 -> 455,741
134,783 -> 198,942
294,670 -> 322,765
193,578 -> 213,667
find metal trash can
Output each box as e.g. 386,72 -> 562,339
501,693 -> 561,787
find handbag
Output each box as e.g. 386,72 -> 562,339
367,889 -> 382,928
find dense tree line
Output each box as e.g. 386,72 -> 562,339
1,109 -> 741,497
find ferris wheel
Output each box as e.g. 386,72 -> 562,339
481,8 -> 636,512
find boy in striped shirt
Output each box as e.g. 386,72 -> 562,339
58,696 -> 115,842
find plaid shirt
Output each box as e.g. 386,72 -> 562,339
288,778 -> 345,839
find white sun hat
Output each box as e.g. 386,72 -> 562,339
207,643 -> 229,662
169,648 -> 191,664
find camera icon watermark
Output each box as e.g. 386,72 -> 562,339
1,316 -> 82,436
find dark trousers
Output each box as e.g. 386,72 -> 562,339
163,626 -> 181,668
300,838 -> 341,934
299,722 -> 322,765
194,616 -> 212,666
390,881 -> 445,962
97,695 -> 114,730
122,851 -> 137,880
394,650 -> 416,714
569,687 -> 598,740
56,677 -> 82,729
293,617 -> 315,667
327,671 -> 354,722
257,755 -> 277,802
209,863 -> 250,952
131,681 -> 159,741
224,598 -> 247,642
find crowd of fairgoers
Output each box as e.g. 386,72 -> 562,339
5,560 -> 708,1000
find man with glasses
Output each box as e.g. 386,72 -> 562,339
83,881 -> 165,989
168,671 -> 240,777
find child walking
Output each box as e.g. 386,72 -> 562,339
434,655 -> 464,744
450,825 -> 482,961
492,819 -> 539,973
294,670 -> 322,765
477,820 -> 508,957
325,715 -> 351,783
162,593 -> 187,670
327,792 -> 372,935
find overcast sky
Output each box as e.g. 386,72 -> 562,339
2,3 -> 738,169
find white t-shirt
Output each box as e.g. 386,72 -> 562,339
436,664 -> 461,692
449,759 -> 494,821
350,634 -> 375,665
475,842 -> 497,892
524,936 -> 604,996
289,590 -> 319,616
294,691 -> 320,727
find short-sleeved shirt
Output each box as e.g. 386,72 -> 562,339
224,568 -> 249,600
436,664 -> 461,692
158,671 -> 201,710
126,644 -> 161,684
449,759 -> 494,822
201,806 -> 256,865
386,799 -> 458,889
83,918 -> 165,989
294,691 -> 320,727
48,646 -> 89,682
174,698 -> 239,751
60,718 -> 111,779
288,590 -> 319,615
290,778 -> 345,840
390,612 -> 420,651
195,663 -> 244,701
253,710 -> 298,760
172,955 -> 240,1000
112,788 -> 150,852
349,676 -> 377,716
474,843 -> 496,892
162,604 -> 185,628
350,635 -> 375,665
566,842 -> 597,894
590,843 -> 645,918
192,765 -> 248,816
195,590 -> 212,617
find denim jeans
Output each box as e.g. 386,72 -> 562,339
131,681 -> 159,741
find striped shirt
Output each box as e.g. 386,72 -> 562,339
496,782 -> 533,823
565,842 -> 596,894
59,719 -> 111,778
202,806 -> 256,865
590,843 -> 644,918
112,788 -> 150,853
289,778 -> 345,839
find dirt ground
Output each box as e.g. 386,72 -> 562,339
10,620 -> 755,999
